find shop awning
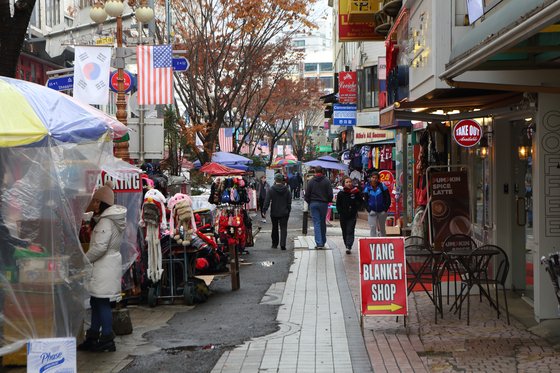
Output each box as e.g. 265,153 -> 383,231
379,90 -> 524,128
440,0 -> 560,81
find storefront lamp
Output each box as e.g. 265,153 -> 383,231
518,129 -> 532,160
478,136 -> 489,159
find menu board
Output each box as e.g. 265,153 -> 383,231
429,171 -> 471,250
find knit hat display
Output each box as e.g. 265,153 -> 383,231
93,180 -> 115,206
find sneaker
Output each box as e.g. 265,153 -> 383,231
315,246 -> 324,250
261,219 -> 267,223
281,247 -> 286,250
271,246 -> 278,249
346,247 -> 352,254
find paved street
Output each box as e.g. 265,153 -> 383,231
3,200 -> 560,372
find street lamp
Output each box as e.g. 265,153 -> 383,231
90,0 -> 154,161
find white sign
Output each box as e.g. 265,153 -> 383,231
378,57 -> 387,81
27,338 -> 76,373
357,111 -> 380,127
127,118 -> 165,159
354,127 -> 395,144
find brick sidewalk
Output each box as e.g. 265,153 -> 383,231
332,235 -> 560,373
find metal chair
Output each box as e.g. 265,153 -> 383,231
475,244 -> 510,325
442,234 -> 477,305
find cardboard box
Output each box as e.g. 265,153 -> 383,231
17,257 -> 69,284
386,226 -> 401,236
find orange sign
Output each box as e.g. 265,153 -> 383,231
339,0 -> 383,41
359,237 -> 408,316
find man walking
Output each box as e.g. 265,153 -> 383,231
256,175 -> 270,223
263,173 -> 292,250
304,166 -> 333,249
363,172 -> 391,237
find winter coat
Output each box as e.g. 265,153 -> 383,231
263,183 -> 292,218
304,175 -> 333,204
86,205 -> 127,300
336,188 -> 362,219
363,182 -> 391,213
257,180 -> 270,199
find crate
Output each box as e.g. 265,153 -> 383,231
17,256 -> 69,284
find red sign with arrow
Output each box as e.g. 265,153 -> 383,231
359,237 -> 408,316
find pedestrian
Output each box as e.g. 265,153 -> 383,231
256,175 -> 270,223
296,172 -> 303,198
78,181 -> 127,352
263,173 -> 291,250
336,176 -> 362,254
304,166 -> 333,249
288,173 -> 300,199
363,172 -> 391,237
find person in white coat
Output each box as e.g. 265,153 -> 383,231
78,181 -> 127,352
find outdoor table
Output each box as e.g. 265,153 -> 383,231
444,247 -> 501,323
405,247 -> 442,308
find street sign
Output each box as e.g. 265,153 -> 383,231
333,104 -> 357,126
172,57 -> 190,72
46,75 -> 74,92
359,237 -> 408,316
109,70 -> 134,93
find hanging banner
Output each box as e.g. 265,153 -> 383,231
359,237 -> 407,316
73,46 -> 112,105
333,104 -> 357,126
429,171 -> 471,250
338,0 -> 383,41
338,72 -> 358,104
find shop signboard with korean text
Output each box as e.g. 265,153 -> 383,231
333,104 -> 357,126
429,171 -> 471,250
338,0 -> 383,41
359,237 -> 407,316
338,72 -> 357,104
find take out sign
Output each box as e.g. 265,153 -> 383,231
359,237 -> 408,316
453,119 -> 482,147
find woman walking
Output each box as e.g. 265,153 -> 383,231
78,181 -> 127,352
336,177 -> 362,254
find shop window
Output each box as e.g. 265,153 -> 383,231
319,76 -> 333,90
358,66 -> 378,109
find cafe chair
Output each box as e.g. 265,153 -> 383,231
442,234 -> 478,306
405,235 -> 428,248
475,244 -> 510,325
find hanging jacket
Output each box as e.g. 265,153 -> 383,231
263,183 -> 291,218
86,205 -> 127,301
363,182 -> 391,213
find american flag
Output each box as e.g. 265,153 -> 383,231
218,127 -> 233,152
137,44 -> 174,105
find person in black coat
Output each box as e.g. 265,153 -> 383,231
263,173 -> 292,250
336,177 -> 362,254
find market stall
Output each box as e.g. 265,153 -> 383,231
0,77 -> 129,365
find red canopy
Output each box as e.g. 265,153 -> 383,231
200,162 -> 246,176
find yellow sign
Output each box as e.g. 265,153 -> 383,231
367,303 -> 403,312
95,36 -> 114,45
348,0 -> 378,23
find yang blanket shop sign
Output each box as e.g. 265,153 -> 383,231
333,104 -> 357,126
359,237 -> 407,316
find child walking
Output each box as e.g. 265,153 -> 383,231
336,177 -> 362,254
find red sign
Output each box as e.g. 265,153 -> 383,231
338,72 -> 358,104
379,170 -> 402,217
359,237 -> 408,316
338,0 -> 383,41
453,119 -> 482,147
110,70 -> 133,93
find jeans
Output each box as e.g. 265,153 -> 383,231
271,216 -> 289,248
339,215 -> 357,249
368,211 -> 387,237
310,201 -> 328,247
90,296 -> 112,336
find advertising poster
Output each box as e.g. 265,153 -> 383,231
338,72 -> 358,104
429,171 -> 471,250
338,0 -> 382,41
359,237 -> 408,316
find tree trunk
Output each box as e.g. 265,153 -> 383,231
0,0 -> 36,78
